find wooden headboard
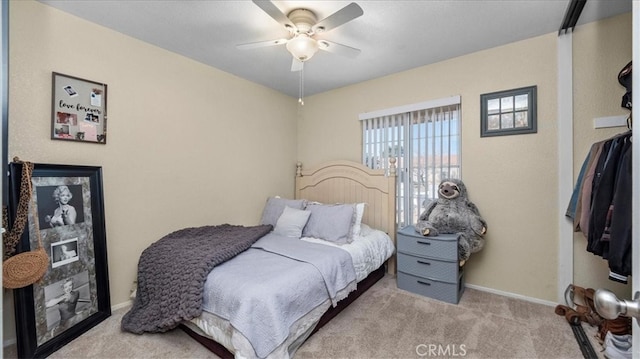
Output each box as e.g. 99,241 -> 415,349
295,160 -> 397,274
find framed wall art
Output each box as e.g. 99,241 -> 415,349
480,85 -> 537,137
51,72 -> 107,144
7,162 -> 110,358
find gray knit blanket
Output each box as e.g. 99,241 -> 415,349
121,224 -> 272,334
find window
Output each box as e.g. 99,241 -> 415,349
480,86 -> 537,137
360,96 -> 461,227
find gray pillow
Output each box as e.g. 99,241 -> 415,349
260,197 -> 307,227
302,203 -> 355,244
273,206 -> 311,238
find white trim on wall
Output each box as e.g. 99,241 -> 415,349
557,32 -> 574,304
630,2 -> 639,355
1,0 -> 7,349
465,283 -> 557,308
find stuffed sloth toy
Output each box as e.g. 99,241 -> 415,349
415,179 -> 487,264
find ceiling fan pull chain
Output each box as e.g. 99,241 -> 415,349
298,66 -> 304,106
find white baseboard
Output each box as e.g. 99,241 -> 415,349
111,300 -> 132,311
465,283 -> 558,307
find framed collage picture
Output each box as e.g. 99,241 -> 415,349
7,162 -> 110,358
51,72 -> 107,144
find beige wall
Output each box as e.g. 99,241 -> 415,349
4,0 -> 297,341
3,0 -> 632,346
297,12 -> 632,302
299,33 -> 560,300
572,14 -> 632,299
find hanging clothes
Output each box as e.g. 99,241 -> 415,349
565,143 -> 593,228
587,133 -> 630,256
566,141 -> 603,235
579,142 -> 606,238
607,141 -> 632,282
568,131 -> 632,284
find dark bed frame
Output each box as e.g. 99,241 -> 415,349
180,265 -> 387,358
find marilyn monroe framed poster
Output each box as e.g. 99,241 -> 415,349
7,162 -> 110,358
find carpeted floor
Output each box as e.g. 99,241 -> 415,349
4,274 -> 605,358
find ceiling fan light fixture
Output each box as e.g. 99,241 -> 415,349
286,34 -> 319,62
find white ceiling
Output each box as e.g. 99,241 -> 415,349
38,0 -> 631,98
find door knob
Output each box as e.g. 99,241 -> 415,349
594,289 -> 640,320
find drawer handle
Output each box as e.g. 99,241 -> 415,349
417,260 -> 431,266
416,241 -> 431,246
417,280 -> 432,286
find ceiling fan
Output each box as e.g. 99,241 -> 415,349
238,0 -> 364,72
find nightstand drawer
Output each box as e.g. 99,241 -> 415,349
397,271 -> 465,304
397,232 -> 458,261
397,252 -> 458,283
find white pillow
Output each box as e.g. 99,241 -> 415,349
351,203 -> 366,238
273,206 -> 311,238
358,223 -> 374,237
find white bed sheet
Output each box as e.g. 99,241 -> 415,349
186,225 -> 395,359
301,224 -> 395,282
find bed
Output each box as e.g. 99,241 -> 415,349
124,160 -> 397,358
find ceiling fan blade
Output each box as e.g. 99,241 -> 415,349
318,40 -> 361,58
312,3 -> 363,33
291,58 -> 303,72
237,38 -> 288,50
252,0 -> 295,29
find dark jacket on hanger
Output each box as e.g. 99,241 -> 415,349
587,133 -> 630,256
607,141 -> 632,283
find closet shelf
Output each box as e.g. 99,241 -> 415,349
594,115 -> 628,129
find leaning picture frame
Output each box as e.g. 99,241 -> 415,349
7,162 -> 110,358
51,72 -> 107,144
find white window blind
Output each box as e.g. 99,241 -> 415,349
361,96 -> 461,227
